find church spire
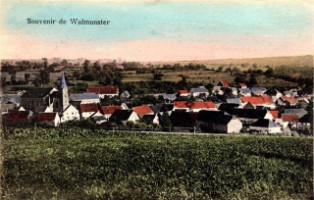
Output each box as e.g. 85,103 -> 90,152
60,72 -> 69,111
61,72 -> 67,89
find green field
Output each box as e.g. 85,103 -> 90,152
3,128 -> 313,199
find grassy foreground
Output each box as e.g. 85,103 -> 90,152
3,127 -> 313,199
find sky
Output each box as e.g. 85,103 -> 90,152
1,0 -> 313,61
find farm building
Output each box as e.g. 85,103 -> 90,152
36,112 -> 61,127
86,86 -> 119,98
196,110 -> 242,133
20,87 -> 58,112
110,110 -> 139,125
80,104 -> 100,119
70,93 -> 100,105
249,119 -> 282,134
60,105 -> 80,123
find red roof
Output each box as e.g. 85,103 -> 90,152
178,89 -> 189,94
261,95 -> 274,104
174,101 -> 215,109
80,104 -> 99,112
241,96 -> 273,105
281,96 -> 298,103
220,80 -> 230,87
269,110 -> 279,119
86,86 -> 118,94
9,111 -> 29,121
190,101 -> 215,109
101,106 -> 121,115
282,114 -> 299,122
133,105 -> 153,117
174,101 -> 188,108
241,96 -> 265,105
37,113 -> 57,122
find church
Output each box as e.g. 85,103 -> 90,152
55,72 -> 80,123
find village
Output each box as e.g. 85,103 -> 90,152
1,71 -> 312,136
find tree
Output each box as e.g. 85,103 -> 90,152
83,60 -> 91,73
234,76 -> 245,84
152,70 -> 163,81
61,59 -> 68,67
248,76 -> 257,86
24,73 -> 30,83
42,58 -> 48,70
265,67 -> 274,77
40,69 -> 50,84
93,61 -> 102,72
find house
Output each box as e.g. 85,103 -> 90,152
36,112 -> 60,127
173,101 -> 215,112
170,111 -> 197,131
238,88 -> 251,96
251,87 -> 267,96
269,110 -> 279,119
190,86 -> 209,98
249,119 -> 282,134
133,105 -> 154,118
189,101 -> 216,112
151,104 -> 174,115
226,109 -> 273,127
283,88 -> 298,97
226,98 -> 242,105
220,87 -> 238,97
0,94 -> 21,114
101,105 -> 121,119
265,89 -> 282,101
161,93 -> 177,103
86,86 -> 119,98
277,96 -> 298,106
283,109 -> 307,118
297,97 -> 310,109
20,87 -> 58,112
142,114 -> 159,125
60,105 -> 80,123
70,93 -> 100,105
218,103 -> 240,112
80,104 -> 100,119
240,95 -> 275,109
212,86 -> 224,96
120,90 -> 131,99
196,110 -> 242,133
218,80 -> 230,87
90,111 -> 106,124
3,111 -> 32,126
120,103 -> 130,110
110,109 -> 139,125
281,114 -> 300,129
173,101 -> 194,111
297,114 -> 312,131
178,89 -> 190,97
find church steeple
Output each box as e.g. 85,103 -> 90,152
60,72 -> 69,111
61,71 -> 67,89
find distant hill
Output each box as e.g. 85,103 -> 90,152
154,55 -> 313,67
2,55 -> 313,68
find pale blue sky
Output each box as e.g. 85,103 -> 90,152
1,1 -> 313,61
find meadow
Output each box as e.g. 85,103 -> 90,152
3,127 -> 313,199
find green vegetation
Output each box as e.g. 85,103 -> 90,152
4,127 -> 313,199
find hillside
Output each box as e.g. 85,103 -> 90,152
154,55 -> 313,67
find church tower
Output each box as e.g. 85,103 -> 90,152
60,72 -> 70,111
